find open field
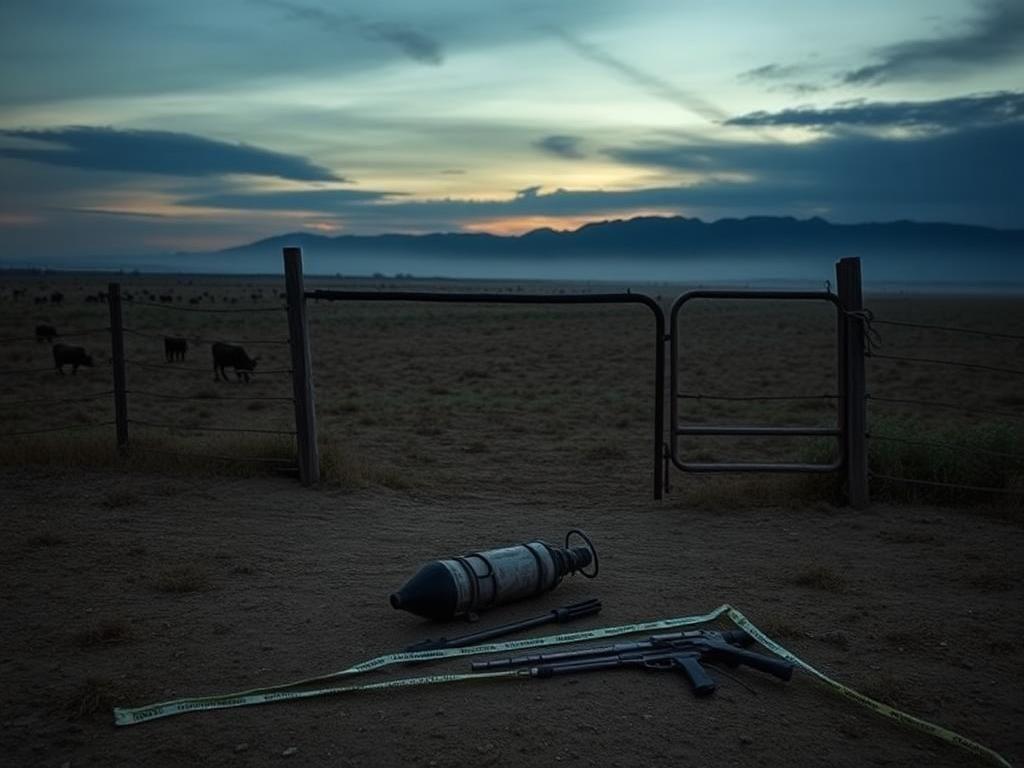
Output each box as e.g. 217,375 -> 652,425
1,272 -> 1023,767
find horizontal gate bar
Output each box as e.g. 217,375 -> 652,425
678,460 -> 842,473
674,425 -> 840,437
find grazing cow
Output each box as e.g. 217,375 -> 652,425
188,297 -> 201,305
50,291 -> 64,304
159,294 -> 173,303
35,324 -> 57,343
164,336 -> 188,362
34,296 -> 48,304
212,342 -> 258,382
13,288 -> 26,300
53,343 -> 93,375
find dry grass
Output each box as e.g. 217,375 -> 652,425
318,438 -> 411,491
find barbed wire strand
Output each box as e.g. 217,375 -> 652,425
128,418 -> 296,436
128,446 -> 297,465
123,328 -> 290,345
869,353 -> 1024,377
130,301 -> 286,314
0,421 -> 115,438
866,394 -> 1024,421
679,392 -> 838,402
0,367 -> 58,375
128,389 -> 293,402
869,472 -> 1024,497
124,359 -> 293,375
0,327 -> 110,343
867,317 -> 1024,341
0,391 -> 114,408
867,433 -> 1024,463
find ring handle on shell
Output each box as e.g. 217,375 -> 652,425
566,528 -> 599,579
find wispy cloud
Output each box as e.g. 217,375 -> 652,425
0,126 -> 342,181
844,0 -> 1024,84
548,27 -> 726,122
535,135 -> 586,159
738,62 -> 824,95
727,91 -> 1024,130
255,0 -> 443,65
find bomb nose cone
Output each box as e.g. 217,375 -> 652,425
389,562 -> 459,620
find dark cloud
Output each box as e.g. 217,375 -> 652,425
548,27 -> 726,122
62,207 -> 170,219
0,126 -> 342,181
606,121 -> 1022,225
179,188 -> 400,211
256,0 -> 443,65
844,0 -> 1024,84
535,134 -> 585,159
153,120 -> 1023,229
727,91 -> 1024,129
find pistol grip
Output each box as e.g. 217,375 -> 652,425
672,653 -> 716,696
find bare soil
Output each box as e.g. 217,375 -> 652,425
1,274 -> 1022,767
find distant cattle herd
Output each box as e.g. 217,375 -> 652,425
9,283 -> 276,382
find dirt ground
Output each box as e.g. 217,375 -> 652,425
1,273 -> 1022,767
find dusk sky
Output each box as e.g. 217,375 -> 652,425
1,0 -> 1022,260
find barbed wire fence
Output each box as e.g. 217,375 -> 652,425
0,319 -> 115,439
1,279 -> 310,479
854,312 -> 1024,502
115,284 -> 300,473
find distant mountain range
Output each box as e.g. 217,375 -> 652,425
8,215 -> 1020,285
212,215 -> 1023,285
226,215 -> 1024,260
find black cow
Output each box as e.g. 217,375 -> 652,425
212,342 -> 258,382
35,324 -> 57,343
53,343 -> 93,375
50,291 -> 64,305
164,336 -> 188,362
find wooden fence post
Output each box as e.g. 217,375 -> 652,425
837,257 -> 869,508
108,282 -> 129,454
283,248 -> 320,484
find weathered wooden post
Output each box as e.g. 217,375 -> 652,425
108,282 -> 129,454
836,257 -> 869,508
283,247 -> 320,484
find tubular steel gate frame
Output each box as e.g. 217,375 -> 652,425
668,289 -> 845,473
300,283 -> 666,499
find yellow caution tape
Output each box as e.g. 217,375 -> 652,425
113,604 -> 1014,768
725,607 -> 1012,768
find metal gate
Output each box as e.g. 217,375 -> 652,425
667,289 -> 845,476
283,249 -> 868,506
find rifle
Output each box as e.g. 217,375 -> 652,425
471,629 -> 793,696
